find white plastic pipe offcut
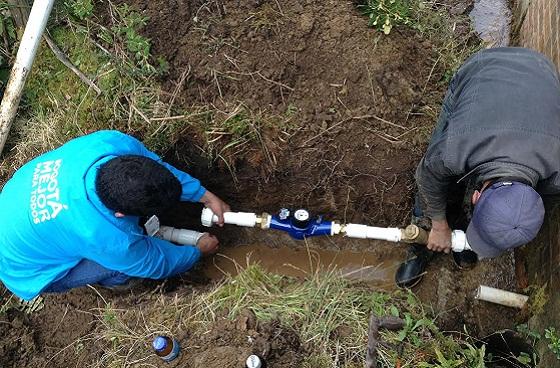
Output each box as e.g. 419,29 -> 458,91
0,0 -> 56,154
475,285 -> 528,309
157,226 -> 204,245
343,224 -> 402,242
201,208 -> 259,228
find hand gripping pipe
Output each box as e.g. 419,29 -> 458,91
200,208 -> 472,252
156,226 -> 205,245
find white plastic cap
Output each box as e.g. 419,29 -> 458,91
451,230 -> 471,252
246,355 -> 262,368
201,207 -> 216,227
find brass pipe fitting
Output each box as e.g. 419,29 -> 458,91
400,224 -> 429,245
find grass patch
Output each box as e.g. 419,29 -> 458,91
92,265 -> 487,367
358,0 -> 481,79
0,2 -> 171,182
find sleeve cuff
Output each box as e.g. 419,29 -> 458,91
191,246 -> 202,263
190,186 -> 207,202
426,211 -> 447,221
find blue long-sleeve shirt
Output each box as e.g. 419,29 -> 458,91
0,130 -> 206,300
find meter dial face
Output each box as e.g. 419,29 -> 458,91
294,209 -> 310,222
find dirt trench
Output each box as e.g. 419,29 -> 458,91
0,0 -> 523,367
121,0 -> 447,228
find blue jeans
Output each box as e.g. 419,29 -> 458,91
43,259 -> 130,293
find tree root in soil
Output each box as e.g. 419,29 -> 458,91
365,315 -> 405,368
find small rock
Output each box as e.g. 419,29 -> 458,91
450,2 -> 469,15
298,14 -> 315,34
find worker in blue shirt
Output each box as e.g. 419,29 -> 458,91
0,130 -> 230,301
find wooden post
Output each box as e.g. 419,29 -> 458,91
7,0 -> 30,29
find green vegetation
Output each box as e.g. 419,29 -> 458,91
0,2 -> 168,181
97,3 -> 167,76
527,284 -> 549,315
65,0 -> 94,20
518,323 -> 560,362
92,265 -> 487,367
0,1 -> 296,183
413,1 -> 481,81
358,0 -> 480,79
0,1 -> 17,87
545,327 -> 560,360
358,0 -> 413,34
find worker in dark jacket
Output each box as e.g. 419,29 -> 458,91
396,47 -> 560,287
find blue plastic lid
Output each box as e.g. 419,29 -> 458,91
152,336 -> 168,351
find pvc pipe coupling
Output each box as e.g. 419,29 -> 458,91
201,207 -> 266,228
156,226 -> 205,245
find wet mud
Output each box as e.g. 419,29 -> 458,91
470,0 -> 512,47
204,243 -> 402,290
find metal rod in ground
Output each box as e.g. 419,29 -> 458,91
0,0 -> 55,155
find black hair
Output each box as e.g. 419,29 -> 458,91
95,155 -> 182,217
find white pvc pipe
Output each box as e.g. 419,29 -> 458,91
475,285 -> 529,309
200,208 -> 474,254
201,208 -> 259,228
157,226 -> 204,245
343,224 -> 402,242
0,0 -> 56,154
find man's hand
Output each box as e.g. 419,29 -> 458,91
427,219 -> 452,253
196,233 -> 219,256
200,191 -> 231,226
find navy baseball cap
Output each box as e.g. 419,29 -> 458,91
466,181 -> 544,259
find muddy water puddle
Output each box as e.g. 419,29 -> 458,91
470,0 -> 511,47
204,244 -> 402,290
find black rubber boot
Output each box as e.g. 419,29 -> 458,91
395,244 -> 433,288
452,250 -> 478,270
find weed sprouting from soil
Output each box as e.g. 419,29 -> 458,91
545,327 -> 560,360
358,0 -> 413,35
66,0 -> 94,20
